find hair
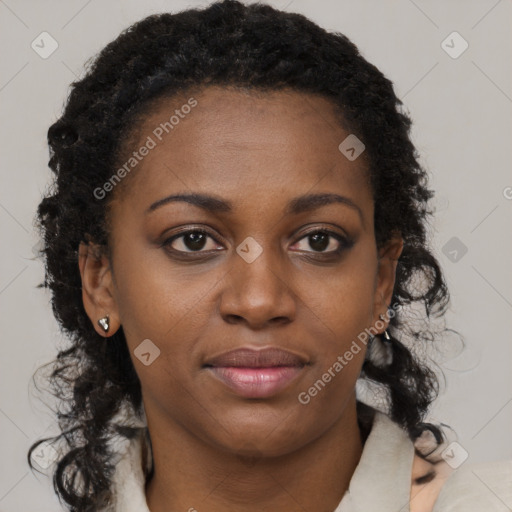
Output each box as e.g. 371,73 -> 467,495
28,1 -> 454,510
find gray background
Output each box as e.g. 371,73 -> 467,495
1,0 -> 511,510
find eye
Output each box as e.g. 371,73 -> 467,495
162,229 -> 222,254
292,229 -> 352,254
161,227 -> 353,258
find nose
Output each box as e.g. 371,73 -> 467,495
219,243 -> 296,330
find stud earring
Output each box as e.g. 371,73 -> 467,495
97,315 -> 110,334
379,313 -> 391,341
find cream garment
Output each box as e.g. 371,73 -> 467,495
105,406 -> 512,512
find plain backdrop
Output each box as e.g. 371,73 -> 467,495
1,0 -> 511,510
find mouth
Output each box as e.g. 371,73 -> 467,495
203,347 -> 308,399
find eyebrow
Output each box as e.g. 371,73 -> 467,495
146,192 -> 363,222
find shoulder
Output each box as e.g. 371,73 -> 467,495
431,458 -> 512,511
409,454 -> 512,512
407,420 -> 512,512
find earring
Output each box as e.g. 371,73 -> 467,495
379,313 -> 391,341
364,313 -> 393,367
97,315 -> 110,333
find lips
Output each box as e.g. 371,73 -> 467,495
203,347 -> 308,399
204,347 -> 307,368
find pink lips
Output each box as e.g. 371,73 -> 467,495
204,347 -> 307,399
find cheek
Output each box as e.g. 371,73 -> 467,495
295,277 -> 373,420
112,241 -> 212,347
293,249 -> 376,399
297,253 -> 376,349
112,248 -> 223,408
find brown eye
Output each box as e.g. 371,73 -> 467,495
163,230 -> 220,253
293,230 -> 352,254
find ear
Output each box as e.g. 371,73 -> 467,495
78,239 -> 120,337
371,231 -> 404,333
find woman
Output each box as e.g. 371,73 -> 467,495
27,1 -> 511,511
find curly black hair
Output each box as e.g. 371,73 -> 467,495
28,1 -> 454,510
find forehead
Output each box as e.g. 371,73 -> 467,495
111,86 -> 373,223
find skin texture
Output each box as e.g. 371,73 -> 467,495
78,86 -> 404,512
410,456 -> 454,512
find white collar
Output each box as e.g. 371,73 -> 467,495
106,407 -> 415,512
334,411 -> 414,511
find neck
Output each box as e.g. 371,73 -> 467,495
145,395 -> 364,512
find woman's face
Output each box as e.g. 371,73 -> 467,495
81,86 -> 402,457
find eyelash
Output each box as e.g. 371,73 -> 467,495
161,226 -> 353,259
